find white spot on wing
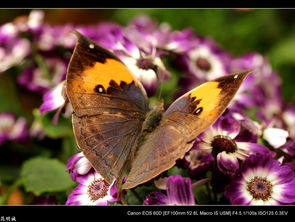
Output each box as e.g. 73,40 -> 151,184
89,44 -> 94,49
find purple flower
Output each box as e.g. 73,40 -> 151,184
225,153 -> 295,205
0,11 -> 47,73
66,169 -> 119,205
19,10 -> 45,34
0,37 -> 31,73
36,24 -> 76,50
230,52 -> 283,112
231,111 -> 262,143
184,148 -> 214,178
67,152 -> 93,182
280,139 -> 295,157
231,52 -> 266,74
282,104 -> 295,138
18,56 -> 67,93
182,38 -> 232,81
0,113 -> 28,145
0,23 -> 18,43
124,15 -> 172,52
144,175 -> 195,205
165,28 -> 200,53
94,21 -> 170,96
263,127 -> 289,149
195,114 -> 273,176
280,147 -> 295,172
39,81 -> 67,114
232,53 -> 284,125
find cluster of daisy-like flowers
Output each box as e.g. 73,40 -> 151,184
1,10 -> 295,205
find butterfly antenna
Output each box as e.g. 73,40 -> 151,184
157,80 -> 163,100
156,68 -> 167,101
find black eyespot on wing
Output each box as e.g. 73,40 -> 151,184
94,84 -> 106,94
107,80 -> 132,94
120,81 -> 128,89
188,96 -> 202,113
194,107 -> 203,115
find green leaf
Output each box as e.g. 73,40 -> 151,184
35,54 -> 51,80
193,184 -> 211,205
0,195 -> 6,205
21,157 -> 75,195
269,34 -> 295,67
125,190 -> 142,205
125,185 -> 157,205
33,109 -> 73,139
0,72 -> 22,115
0,166 -> 20,183
167,166 -> 189,177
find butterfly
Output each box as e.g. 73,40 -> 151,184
65,30 -> 251,194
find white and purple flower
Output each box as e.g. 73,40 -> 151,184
18,56 -> 67,93
39,81 -> 67,114
66,169 -> 120,205
195,113 -> 273,176
225,153 -> 295,205
182,38 -> 232,81
263,127 -> 289,149
0,36 -> 31,73
282,104 -> 295,138
183,148 -> 214,178
0,113 -> 28,145
280,139 -> 295,157
123,15 -> 171,51
66,152 -> 93,182
144,175 -> 195,205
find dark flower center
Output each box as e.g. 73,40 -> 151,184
247,177 -> 273,200
196,57 -> 211,71
136,58 -> 156,70
88,178 -> 110,201
211,135 -> 237,155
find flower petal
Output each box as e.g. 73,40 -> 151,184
144,192 -> 168,205
217,152 -> 239,176
39,81 -> 66,114
166,175 -> 195,205
263,127 -> 289,148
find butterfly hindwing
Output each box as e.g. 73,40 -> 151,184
122,71 -> 251,189
66,31 -> 149,184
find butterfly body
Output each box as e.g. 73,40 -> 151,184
66,30 -> 251,191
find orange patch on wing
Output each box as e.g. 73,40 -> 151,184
72,58 -> 136,93
187,81 -> 222,118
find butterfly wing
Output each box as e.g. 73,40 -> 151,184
66,31 -> 149,184
122,70 -> 251,189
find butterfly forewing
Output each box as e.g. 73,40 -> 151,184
122,71 -> 251,189
66,31 -> 149,184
